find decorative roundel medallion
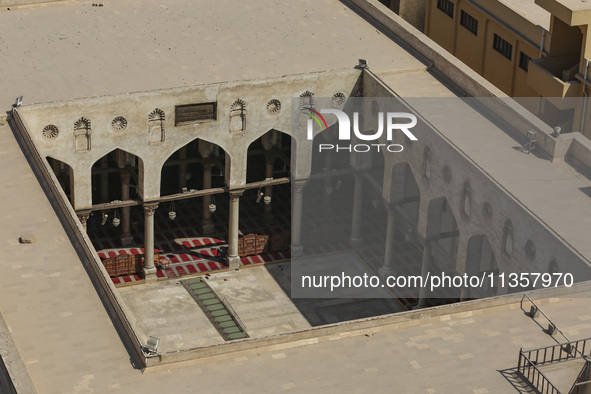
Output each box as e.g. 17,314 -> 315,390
111,116 -> 128,132
42,125 -> 59,140
266,99 -> 281,115
442,165 -> 452,183
331,92 -> 346,108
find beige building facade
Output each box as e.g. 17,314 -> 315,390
421,0 -> 591,139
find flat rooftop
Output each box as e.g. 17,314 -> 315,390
498,0 -> 551,29
2,0 -> 591,392
0,0 -> 427,106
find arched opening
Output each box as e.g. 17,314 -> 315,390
243,129 -> 293,255
91,149 -> 142,205
74,117 -> 91,152
148,108 -> 165,144
46,157 -> 73,204
159,138 -> 227,237
302,126 -> 353,248
502,219 -> 514,257
160,139 -> 226,196
88,149 -> 143,249
464,235 -> 498,299
229,99 -> 246,132
422,197 -> 460,304
390,162 -> 420,236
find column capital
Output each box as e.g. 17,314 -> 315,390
293,179 -> 308,193
143,203 -> 159,216
119,169 -> 131,181
76,209 -> 91,224
203,161 -> 216,169
229,189 -> 244,200
408,231 -> 427,246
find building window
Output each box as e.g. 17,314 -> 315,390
437,0 -> 454,18
519,52 -> 531,71
460,10 -> 478,35
423,146 -> 431,179
230,99 -> 247,132
493,34 -> 512,60
461,182 -> 471,218
175,102 -> 217,126
502,219 -> 514,257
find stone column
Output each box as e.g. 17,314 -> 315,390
322,149 -> 333,211
201,163 -> 215,235
416,240 -> 432,309
264,156 -> 274,225
226,190 -> 243,269
460,236 -> 481,301
349,171 -> 364,247
120,171 -> 133,246
143,203 -> 158,281
379,204 -> 396,278
77,210 -> 91,232
291,180 -> 307,257
100,157 -> 109,203
178,146 -> 187,190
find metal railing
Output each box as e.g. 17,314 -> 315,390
518,338 -> 591,394
520,339 -> 591,367
521,294 -> 571,344
517,294 -> 591,393
569,360 -> 591,394
517,351 -> 561,394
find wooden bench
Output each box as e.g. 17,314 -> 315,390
237,234 -> 269,257
102,252 -> 161,277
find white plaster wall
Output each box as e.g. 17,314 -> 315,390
18,68 -> 361,208
364,74 -> 591,285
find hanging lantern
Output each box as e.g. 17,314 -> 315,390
208,195 -> 216,213
112,210 -> 120,227
168,202 -> 176,221
264,195 -> 271,205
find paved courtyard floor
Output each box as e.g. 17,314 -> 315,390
118,252 -> 407,354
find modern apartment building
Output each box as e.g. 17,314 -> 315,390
419,0 -> 591,138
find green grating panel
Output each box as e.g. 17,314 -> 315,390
192,287 -> 212,295
206,303 -> 225,312
210,309 -> 229,317
182,279 -> 249,341
222,326 -> 241,334
228,332 -> 247,340
183,278 -> 203,285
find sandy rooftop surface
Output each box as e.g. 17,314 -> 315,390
0,0 -> 425,106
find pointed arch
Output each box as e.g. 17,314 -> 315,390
502,219 -> 514,257
74,117 -> 91,151
91,148 -> 143,204
230,99 -> 247,132
299,91 -> 315,111
148,108 -> 165,144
